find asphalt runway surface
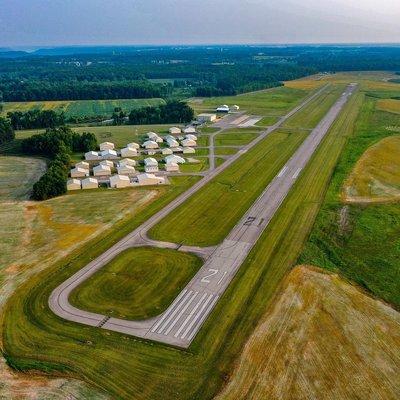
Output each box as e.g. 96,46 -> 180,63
49,84 -> 356,348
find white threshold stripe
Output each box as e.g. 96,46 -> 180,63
157,290 -> 193,334
217,271 -> 227,285
150,289 -> 187,333
181,294 -> 214,339
278,166 -> 288,178
292,167 -> 302,179
187,296 -> 220,341
174,293 -> 208,338
164,291 -> 198,335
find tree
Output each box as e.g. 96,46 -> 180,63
0,117 -> 15,145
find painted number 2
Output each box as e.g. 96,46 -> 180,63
201,269 -> 219,283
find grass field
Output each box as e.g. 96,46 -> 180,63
343,135 -> 400,202
214,147 -> 238,156
214,129 -> 261,146
282,84 -> 345,129
1,98 -> 165,118
70,247 -> 202,320
299,92 -> 400,308
2,84 -> 363,399
376,98 -> 400,114
217,265 -> 400,400
14,124 -> 176,149
189,86 -> 309,116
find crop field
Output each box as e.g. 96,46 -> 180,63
189,85 -> 309,116
299,90 -> 400,308
376,98 -> 400,114
217,265 -> 400,400
2,83 -> 363,400
1,98 -> 165,118
214,129 -> 261,146
343,135 -> 400,202
70,247 -> 202,320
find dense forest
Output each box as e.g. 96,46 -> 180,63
8,110 -> 66,130
1,45 -> 400,102
128,101 -> 194,125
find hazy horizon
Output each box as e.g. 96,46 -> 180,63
1,0 -> 399,47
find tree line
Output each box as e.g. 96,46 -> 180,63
0,117 -> 15,145
21,127 -> 97,200
8,109 -> 66,130
128,101 -> 194,125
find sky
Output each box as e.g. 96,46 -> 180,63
0,0 -> 399,48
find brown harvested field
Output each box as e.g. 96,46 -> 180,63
342,135 -> 400,203
216,265 -> 400,400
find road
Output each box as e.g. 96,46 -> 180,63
49,84 -> 356,348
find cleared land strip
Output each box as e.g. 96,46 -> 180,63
49,84 -> 351,348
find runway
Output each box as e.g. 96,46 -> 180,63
49,84 -> 356,348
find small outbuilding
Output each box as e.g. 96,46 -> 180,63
117,165 -> 136,175
197,113 -> 217,123
162,148 -> 173,155
165,162 -> 179,172
165,154 -> 185,164
142,140 -> 159,149
93,164 -> 112,177
166,137 -> 179,148
75,161 -> 90,170
81,177 -> 99,190
101,149 -> 118,159
119,158 -> 136,167
216,105 -> 230,113
181,138 -> 197,147
70,167 -> 89,178
100,160 -> 114,168
232,105 -> 240,111
67,179 -> 81,191
185,134 -> 197,141
147,132 -> 163,143
110,174 -> 131,188
120,147 -> 138,157
169,127 -> 181,135
136,173 -> 165,186
85,151 -> 101,161
99,142 -> 115,151
183,147 -> 195,154
183,126 -> 196,134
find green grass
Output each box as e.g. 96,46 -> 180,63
190,86 -> 309,116
2,84 -> 363,400
214,129 -> 260,146
282,84 -> 345,129
2,98 -> 165,118
180,158 -> 209,173
196,135 -> 209,147
69,247 -> 202,320
214,147 -> 238,156
298,94 -> 400,308
255,116 -> 280,126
